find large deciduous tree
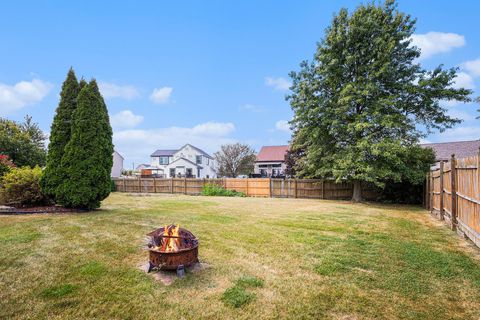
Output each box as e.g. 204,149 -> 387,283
214,143 -> 256,177
288,1 -> 472,201
0,116 -> 46,168
56,80 -> 113,209
41,68 -> 80,199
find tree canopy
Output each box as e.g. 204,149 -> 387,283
41,68 -> 80,199
288,0 -> 472,201
0,116 -> 46,168
214,143 -> 256,177
56,80 -> 113,209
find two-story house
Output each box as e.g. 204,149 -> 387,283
150,144 -> 217,178
254,145 -> 289,178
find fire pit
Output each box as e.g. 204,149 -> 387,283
146,225 -> 199,272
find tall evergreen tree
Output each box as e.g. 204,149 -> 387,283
288,1 -> 472,201
56,80 -> 113,209
41,68 -> 80,199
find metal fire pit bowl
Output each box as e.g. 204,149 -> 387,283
146,226 -> 199,271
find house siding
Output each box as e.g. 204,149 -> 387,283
111,151 -> 124,177
150,144 -> 217,178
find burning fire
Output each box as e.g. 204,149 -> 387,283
156,224 -> 181,252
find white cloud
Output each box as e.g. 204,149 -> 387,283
265,77 -> 291,91
99,82 -> 139,100
452,72 -> 475,90
410,32 -> 465,60
0,79 -> 53,115
113,121 -> 236,163
275,120 -> 291,133
436,126 -> 480,141
239,104 -> 264,113
150,86 -> 173,104
110,110 -> 144,129
446,109 -> 475,122
461,58 -> 480,78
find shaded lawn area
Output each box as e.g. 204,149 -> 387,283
1,193 -> 480,320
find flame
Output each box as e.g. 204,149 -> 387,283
159,224 -> 180,252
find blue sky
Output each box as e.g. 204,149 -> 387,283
1,1 -> 479,167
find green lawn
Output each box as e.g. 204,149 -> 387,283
1,193 -> 480,320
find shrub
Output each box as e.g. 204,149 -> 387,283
0,166 -> 48,206
0,154 -> 15,177
201,184 -> 245,197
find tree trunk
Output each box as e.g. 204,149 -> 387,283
352,180 -> 363,202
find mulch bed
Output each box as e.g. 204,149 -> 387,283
0,205 -> 88,215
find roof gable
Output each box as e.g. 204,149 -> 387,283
176,144 -> 213,159
169,157 -> 202,168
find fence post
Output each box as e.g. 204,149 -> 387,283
170,178 -> 174,193
246,178 -> 249,196
425,169 -> 430,210
477,148 -> 480,200
122,178 -> 126,192
321,180 -> 325,199
451,154 -> 457,231
423,174 -> 427,209
430,172 -> 433,212
138,178 -> 142,193
184,177 -> 187,195
269,178 -> 273,198
153,178 -> 157,193
294,179 -> 298,198
439,161 -> 445,220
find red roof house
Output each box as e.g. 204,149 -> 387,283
254,145 -> 289,177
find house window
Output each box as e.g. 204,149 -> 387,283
196,155 -> 202,164
159,156 -> 169,165
169,168 -> 175,177
186,168 -> 193,177
206,158 -> 209,165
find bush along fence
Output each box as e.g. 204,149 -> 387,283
112,178 -> 379,201
426,152 -> 480,248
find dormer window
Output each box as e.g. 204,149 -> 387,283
196,155 -> 202,164
158,156 -> 169,165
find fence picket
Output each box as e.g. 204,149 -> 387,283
427,153 -> 480,248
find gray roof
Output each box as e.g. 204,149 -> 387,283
421,140 -> 480,161
150,149 -> 177,157
169,157 -> 203,169
150,144 -> 214,159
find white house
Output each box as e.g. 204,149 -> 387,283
111,150 -> 124,177
150,144 -> 217,178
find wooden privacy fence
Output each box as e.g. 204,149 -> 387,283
113,178 -> 378,200
426,152 -> 480,248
